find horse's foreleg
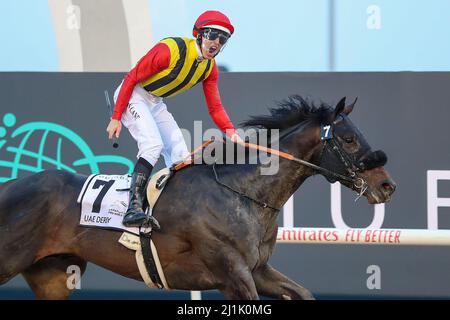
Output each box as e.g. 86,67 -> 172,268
22,255 -> 87,300
253,264 -> 314,300
210,253 -> 259,300
219,267 -> 260,300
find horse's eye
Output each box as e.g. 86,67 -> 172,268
344,137 -> 355,144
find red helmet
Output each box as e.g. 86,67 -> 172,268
192,10 -> 234,38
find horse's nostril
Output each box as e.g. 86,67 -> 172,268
381,181 -> 396,194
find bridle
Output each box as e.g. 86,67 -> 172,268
250,116 -> 371,195
174,114 -> 386,209
317,115 -> 370,199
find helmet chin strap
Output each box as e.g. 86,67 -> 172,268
196,35 -> 206,59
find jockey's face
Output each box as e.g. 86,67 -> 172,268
201,36 -> 222,59
199,28 -> 230,59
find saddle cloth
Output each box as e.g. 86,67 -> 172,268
77,168 -> 170,234
77,168 -> 172,289
78,173 -> 137,234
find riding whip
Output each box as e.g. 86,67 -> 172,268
104,90 -> 119,149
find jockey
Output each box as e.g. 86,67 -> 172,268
106,10 -> 243,228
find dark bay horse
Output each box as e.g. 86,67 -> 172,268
0,96 -> 396,299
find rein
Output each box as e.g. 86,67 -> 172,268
241,141 -> 357,185
174,138 -> 358,184
172,124 -> 369,210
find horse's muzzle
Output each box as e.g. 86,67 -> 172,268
380,178 -> 396,200
365,177 -> 396,204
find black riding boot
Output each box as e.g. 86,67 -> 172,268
123,159 -> 160,229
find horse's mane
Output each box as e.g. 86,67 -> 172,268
239,95 -> 333,130
205,95 -> 334,165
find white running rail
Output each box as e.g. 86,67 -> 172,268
277,227 -> 450,246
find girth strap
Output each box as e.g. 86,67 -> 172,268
139,232 -> 164,289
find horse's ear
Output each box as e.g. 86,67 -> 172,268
343,97 -> 358,115
333,97 -> 346,119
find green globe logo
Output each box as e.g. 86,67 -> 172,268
0,113 -> 133,183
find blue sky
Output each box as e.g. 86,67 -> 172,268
1,0 -> 450,71
0,1 -> 58,71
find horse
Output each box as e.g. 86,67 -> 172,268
0,96 -> 396,300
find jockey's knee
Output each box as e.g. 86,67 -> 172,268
139,143 -> 163,167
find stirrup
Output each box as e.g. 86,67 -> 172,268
143,213 -> 161,230
123,211 -> 147,227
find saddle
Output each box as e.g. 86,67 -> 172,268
122,139 -> 217,289
145,167 -> 172,209
146,138 -> 216,209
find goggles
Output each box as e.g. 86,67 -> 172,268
200,28 -> 230,45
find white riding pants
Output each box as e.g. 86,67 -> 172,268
114,82 -> 190,167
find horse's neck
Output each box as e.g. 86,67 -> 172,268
237,123 -> 321,210
263,128 -> 320,208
